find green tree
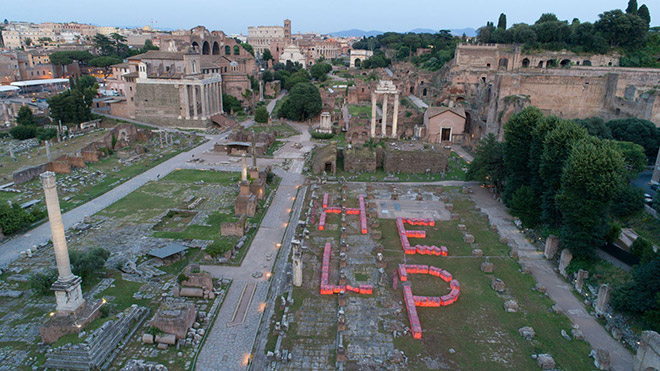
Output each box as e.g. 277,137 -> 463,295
241,43 -> 254,56
595,10 -> 648,48
539,119 -> 588,227
612,255 -> 660,331
573,117 -> 611,139
607,118 -> 660,160
510,23 -> 537,44
262,49 -> 273,61
10,125 -> 36,140
222,93 -> 242,113
310,62 -> 332,80
557,138 -> 625,257
24,37 -> 32,47
502,106 -> 544,204
510,186 -> 541,227
29,269 -> 57,296
254,106 -> 269,123
626,0 -> 638,15
278,83 -> 322,121
497,13 -> 507,30
611,185 -> 645,218
638,4 -> 651,25
109,32 -> 128,56
16,106 -> 35,126
93,33 -> 115,56
69,247 -> 110,279
47,76 -> 98,125
262,70 -> 273,82
466,133 -> 505,190
49,50 -> 94,66
89,56 -> 123,79
283,69 -> 311,90
615,141 -> 647,179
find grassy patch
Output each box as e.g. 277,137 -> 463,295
265,140 -> 286,157
619,210 -> 660,247
348,105 -> 372,118
251,122 -> 299,138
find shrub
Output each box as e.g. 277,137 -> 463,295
310,131 -> 334,140
69,247 -> 110,279
255,106 -> 269,123
10,125 -> 36,140
30,269 -> 57,296
631,237 -> 658,264
611,185 -> 645,217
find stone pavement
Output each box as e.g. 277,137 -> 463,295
469,186 -> 633,371
267,90 -> 288,114
0,136 -> 218,268
406,94 -> 428,109
196,161 -> 307,370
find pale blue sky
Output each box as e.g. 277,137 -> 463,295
3,0 -> 658,34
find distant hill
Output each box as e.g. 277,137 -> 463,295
330,28 -> 477,38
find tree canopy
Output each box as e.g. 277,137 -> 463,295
47,76 -> 98,125
278,83 -> 322,121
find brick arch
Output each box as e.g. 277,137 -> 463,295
212,41 -> 220,55
202,41 -> 210,55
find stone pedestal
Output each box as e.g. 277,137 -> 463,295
558,249 -> 573,277
544,235 -> 560,259
595,284 -> 611,315
52,276 -> 85,313
575,269 -> 589,293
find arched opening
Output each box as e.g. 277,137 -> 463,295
583,60 -> 592,66
546,59 -> 556,68
537,61 -> 544,68
354,58 -> 361,67
423,88 -> 427,96
560,59 -> 571,68
498,58 -> 508,70
202,41 -> 210,55
522,58 -> 530,68
233,45 -> 240,55
410,86 -> 414,94
224,66 -> 227,73
192,41 -> 200,52
225,45 -> 231,55
420,81 -> 424,85
212,42 -> 219,55
608,61 -> 612,66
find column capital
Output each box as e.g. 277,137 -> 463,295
40,171 -> 57,189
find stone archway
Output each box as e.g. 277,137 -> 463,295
547,59 -> 556,68
560,59 -> 571,68
583,60 -> 592,66
522,58 -> 530,68
202,41 -> 210,55
212,42 -> 220,55
498,58 -> 509,70
192,41 -> 200,52
354,58 -> 361,67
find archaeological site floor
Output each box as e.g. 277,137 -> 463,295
270,182 -> 594,370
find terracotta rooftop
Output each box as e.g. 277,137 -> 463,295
425,106 -> 466,119
128,50 -> 185,61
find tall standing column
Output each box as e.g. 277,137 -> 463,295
183,85 -> 190,119
201,85 -> 208,119
40,172 -> 73,281
381,94 -> 388,137
241,153 -> 248,181
392,93 -> 399,139
192,85 -> 198,119
370,93 -> 377,137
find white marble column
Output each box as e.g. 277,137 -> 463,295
370,93 -> 377,137
184,85 -> 190,119
204,85 -> 210,119
392,93 -> 399,139
241,154 -> 248,181
40,172 -> 73,280
381,94 -> 388,137
192,85 -> 198,119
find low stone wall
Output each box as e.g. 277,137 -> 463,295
12,163 -> 48,184
383,147 -> 447,174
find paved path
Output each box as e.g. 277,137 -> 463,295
267,90 -> 288,114
470,186 -> 633,371
451,145 -> 474,162
0,137 -> 217,268
407,94 -> 428,109
196,165 -> 306,370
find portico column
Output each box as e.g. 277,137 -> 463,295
211,83 -> 217,115
204,85 -> 210,119
183,85 -> 190,119
392,93 -> 399,138
370,93 -> 377,137
381,94 -> 388,136
192,85 -> 198,119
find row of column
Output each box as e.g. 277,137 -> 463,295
370,92 -> 399,138
182,81 -> 222,120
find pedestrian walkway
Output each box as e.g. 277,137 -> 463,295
470,187 -> 633,371
267,89 -> 288,114
407,94 -> 428,109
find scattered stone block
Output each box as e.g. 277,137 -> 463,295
544,235 -> 559,259
535,354 -> 555,370
535,283 -> 546,293
595,284 -> 611,315
491,278 -> 505,292
440,195 -> 449,202
499,236 -> 508,244
519,326 -> 535,340
416,194 -> 424,201
509,249 -> 519,258
504,300 -> 519,313
463,234 -> 475,243
142,334 -> 154,344
561,329 -> 572,341
481,261 -> 495,273
457,224 -> 466,231
157,343 -> 168,350
551,304 -> 563,314
490,224 -> 498,232
590,349 -> 610,370
445,203 -> 453,211
451,213 -> 460,221
155,334 -> 177,345
471,249 -> 483,257
462,186 -> 470,194
571,329 -> 584,340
